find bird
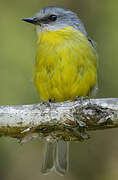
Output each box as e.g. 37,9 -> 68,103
23,6 -> 98,175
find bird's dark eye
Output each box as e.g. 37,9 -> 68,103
48,15 -> 57,21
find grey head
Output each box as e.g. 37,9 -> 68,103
23,6 -> 87,36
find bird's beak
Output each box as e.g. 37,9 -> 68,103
22,17 -> 39,25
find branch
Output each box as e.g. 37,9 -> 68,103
0,98 -> 118,142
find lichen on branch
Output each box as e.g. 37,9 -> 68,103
0,98 -> 118,142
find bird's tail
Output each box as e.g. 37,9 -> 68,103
41,140 -> 69,175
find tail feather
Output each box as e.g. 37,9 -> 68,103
41,141 -> 56,174
55,141 -> 69,175
41,140 -> 69,175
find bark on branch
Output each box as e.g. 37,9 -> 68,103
0,98 -> 118,142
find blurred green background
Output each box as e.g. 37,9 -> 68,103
0,0 -> 118,180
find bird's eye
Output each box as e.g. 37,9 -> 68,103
48,15 -> 57,21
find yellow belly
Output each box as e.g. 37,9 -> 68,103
34,27 -> 97,102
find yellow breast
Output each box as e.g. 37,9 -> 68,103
34,27 -> 97,102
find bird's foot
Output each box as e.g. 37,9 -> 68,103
74,96 -> 89,102
41,98 -> 56,107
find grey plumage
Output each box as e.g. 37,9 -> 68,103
41,140 -> 69,175
35,6 -> 87,36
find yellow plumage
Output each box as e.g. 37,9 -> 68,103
34,26 -> 97,102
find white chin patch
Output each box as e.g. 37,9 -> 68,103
36,24 -> 68,35
36,25 -> 44,35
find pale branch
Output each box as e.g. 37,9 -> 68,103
0,98 -> 118,142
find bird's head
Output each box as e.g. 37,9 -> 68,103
23,6 -> 87,35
